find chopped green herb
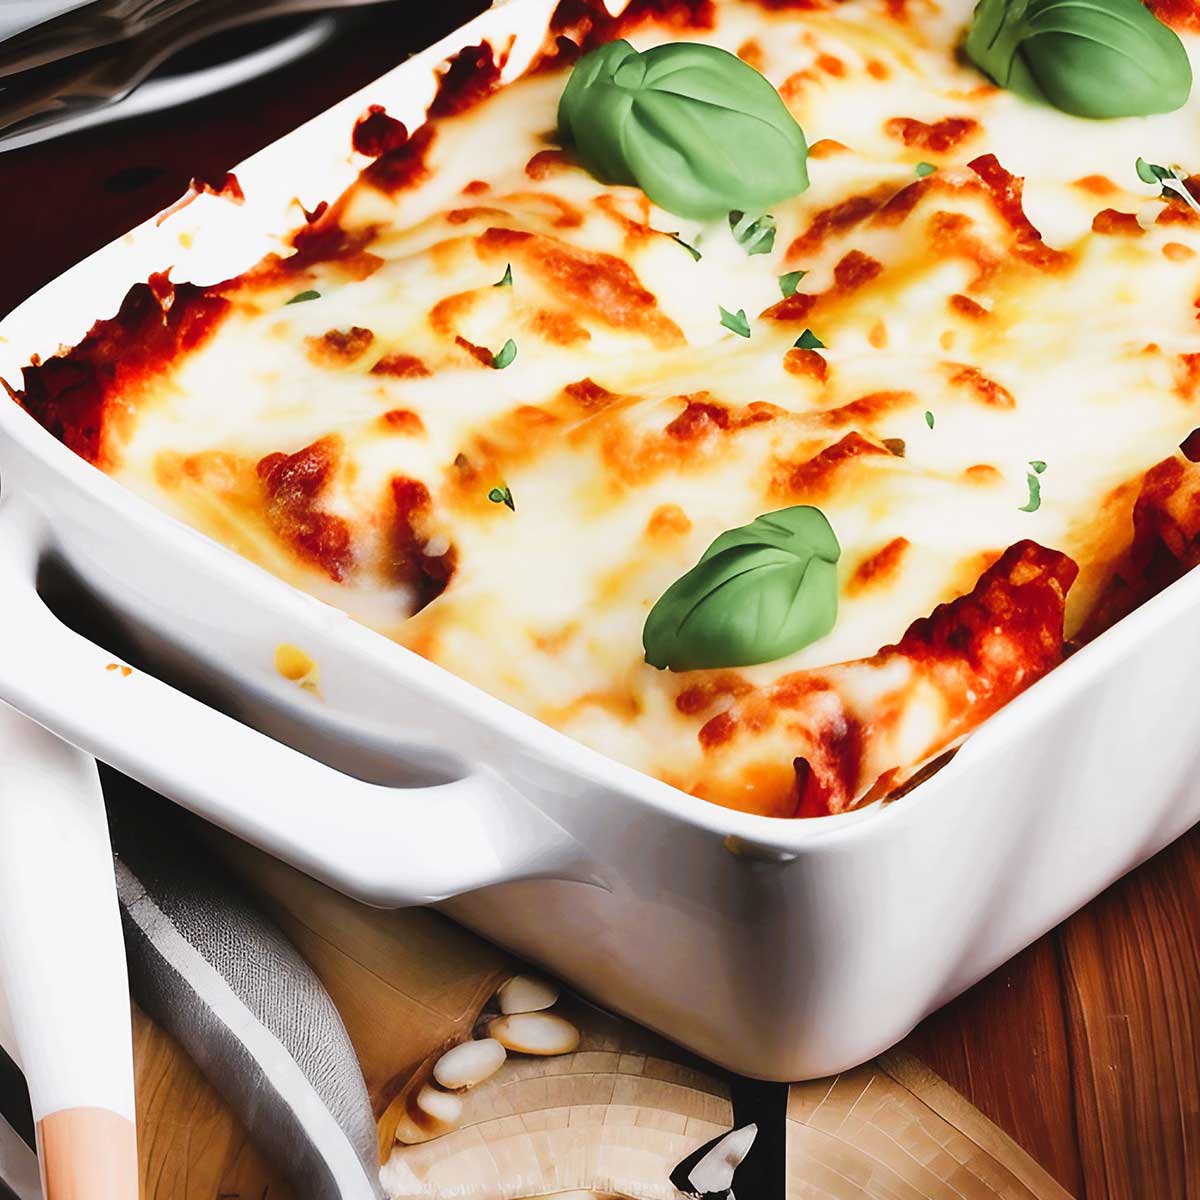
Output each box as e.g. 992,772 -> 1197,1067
487,485 -> 516,511
719,306 -> 752,338
778,269 -> 807,297
924,410 -> 935,429
915,162 -> 937,178
1030,459 -> 1047,474
883,438 -> 906,457
285,289 -> 321,305
494,263 -> 513,287
729,210 -> 777,256
794,328 -> 825,350
668,233 -> 702,261
1135,157 -> 1200,214
1019,472 -> 1042,512
491,339 -> 518,370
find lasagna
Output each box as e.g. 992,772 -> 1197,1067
14,0 -> 1200,818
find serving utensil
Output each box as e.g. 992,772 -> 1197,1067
0,0 -> 397,149
0,706 -> 136,1198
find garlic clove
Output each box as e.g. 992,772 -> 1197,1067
432,1037 -> 507,1090
487,1012 -> 580,1056
496,974 -> 560,1015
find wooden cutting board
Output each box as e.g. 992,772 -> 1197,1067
128,830 -> 1073,1199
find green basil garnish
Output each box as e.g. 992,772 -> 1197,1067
488,485 -> 515,511
965,0 -> 1191,118
494,264 -> 513,288
643,506 -> 841,671
794,328 -> 824,350
925,410 -> 935,429
492,339 -> 517,370
558,40 -> 809,220
1136,157 -> 1200,214
719,306 -> 751,338
286,289 -> 321,305
778,269 -> 807,297
1019,472 -> 1042,512
729,211 -> 777,256
915,162 -> 936,178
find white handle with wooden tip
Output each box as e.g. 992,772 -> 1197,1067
0,706 -> 137,1199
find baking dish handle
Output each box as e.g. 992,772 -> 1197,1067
0,493 -> 584,908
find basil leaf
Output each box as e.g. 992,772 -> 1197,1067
1019,472 -> 1042,512
286,289 -> 321,305
719,306 -> 751,338
488,485 -> 515,511
643,506 -> 841,671
494,264 -> 513,287
915,162 -> 936,177
966,0 -> 1192,118
729,210 -> 777,256
558,40 -> 809,220
778,269 -> 807,297
925,410 -> 935,428
492,339 -> 517,369
1134,157 -> 1200,214
1030,459 -> 1047,473
794,328 -> 824,349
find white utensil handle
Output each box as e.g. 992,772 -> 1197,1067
0,492 -> 578,908
0,708 -> 138,1198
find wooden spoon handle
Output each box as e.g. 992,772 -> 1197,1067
38,1108 -> 137,1200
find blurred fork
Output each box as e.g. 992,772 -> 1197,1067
0,0 -> 394,146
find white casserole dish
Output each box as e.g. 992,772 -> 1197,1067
2,0 -> 1200,1083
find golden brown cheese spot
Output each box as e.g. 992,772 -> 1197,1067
379,408 -> 426,435
819,389 -> 912,426
787,183 -> 897,257
832,249 -> 884,293
1074,174 -> 1118,196
305,327 -> 375,367
816,53 -> 847,76
462,179 -> 490,196
1174,352 -> 1200,399
783,347 -> 828,381
807,138 -> 851,159
1164,241 -> 1195,262
525,149 -> 573,180
645,503 -> 692,541
454,334 -> 495,367
866,59 -> 890,80
964,463 -> 1003,484
257,436 -> 354,582
867,319 -> 888,349
675,673 -> 753,717
562,377 -> 622,413
527,307 -> 591,346
476,227 -> 685,347
883,115 -> 979,152
761,291 -> 818,323
947,364 -> 1015,408
848,536 -> 911,595
736,37 -> 765,69
1147,0 -> 1200,31
949,292 -> 989,320
772,431 -> 890,499
370,352 -> 432,378
1092,209 -> 1144,237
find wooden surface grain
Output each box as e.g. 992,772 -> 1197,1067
0,4 -> 1197,1196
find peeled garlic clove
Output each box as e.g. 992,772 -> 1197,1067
393,1113 -> 438,1146
487,1012 -> 580,1056
432,1037 -> 506,1089
496,974 -> 560,1015
414,1083 -> 463,1126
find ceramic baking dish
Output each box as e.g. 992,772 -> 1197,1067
3,0 -> 1200,1082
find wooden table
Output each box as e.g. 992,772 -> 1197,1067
0,5 -> 1197,1196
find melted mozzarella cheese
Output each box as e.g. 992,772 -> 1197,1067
30,0 -> 1200,816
